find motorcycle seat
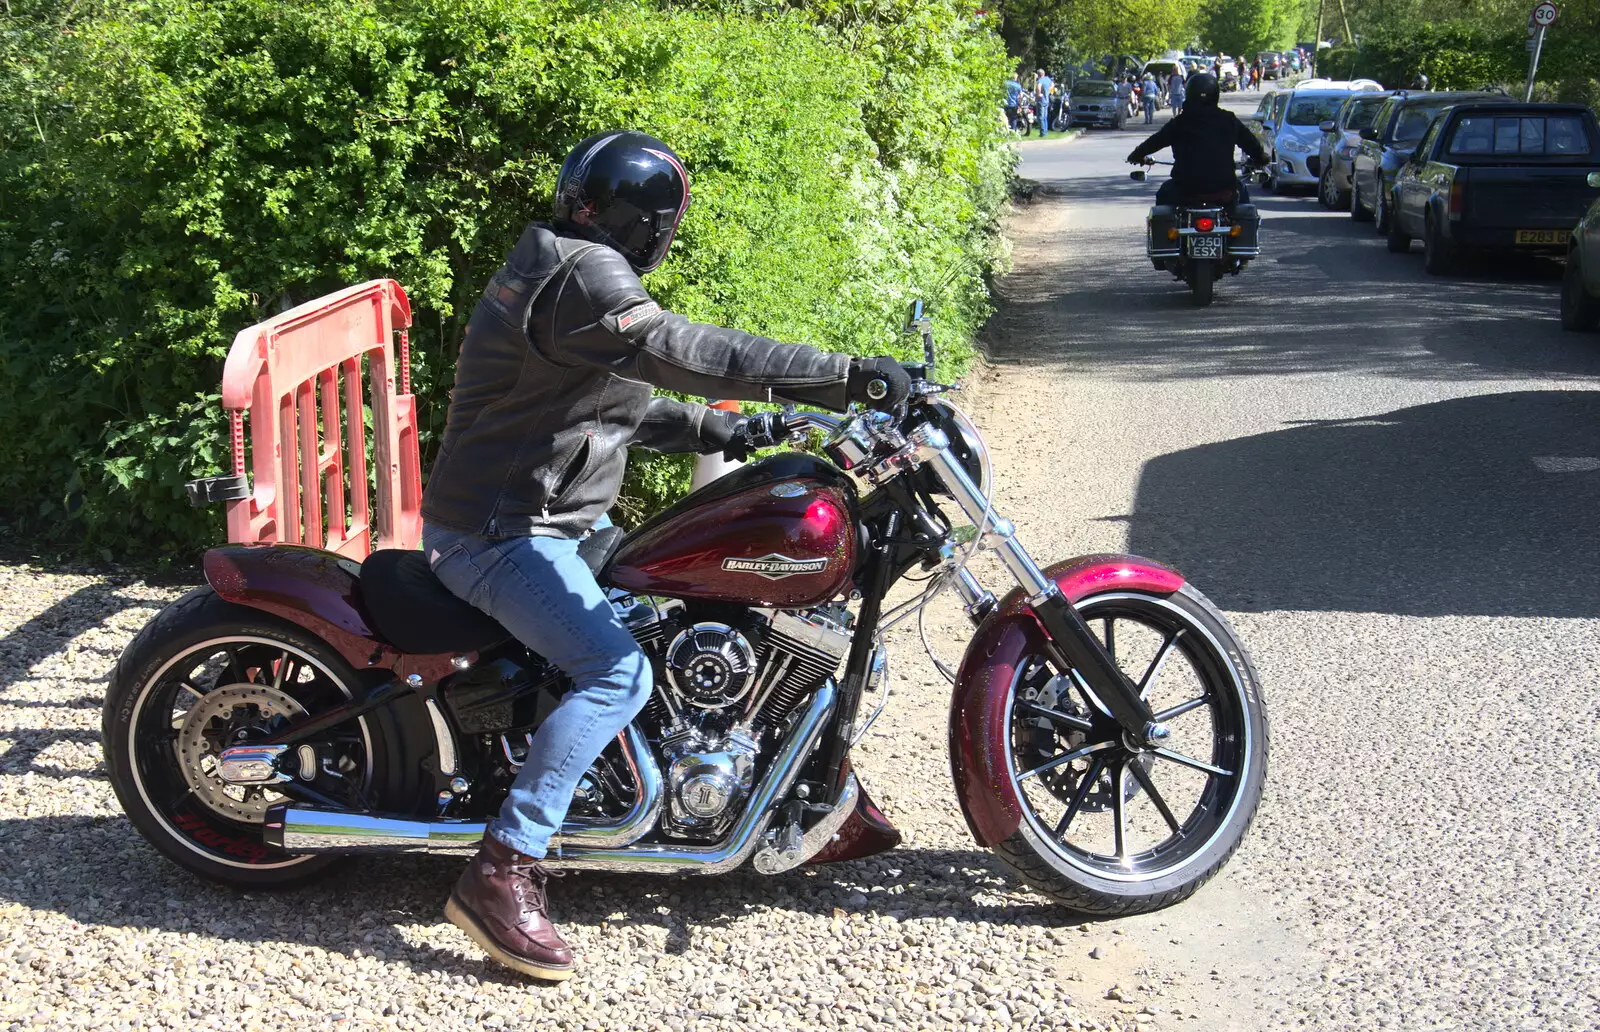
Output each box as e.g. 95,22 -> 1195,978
359,526 -> 626,656
1190,190 -> 1238,205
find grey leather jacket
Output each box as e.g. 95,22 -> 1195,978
420,224 -> 851,539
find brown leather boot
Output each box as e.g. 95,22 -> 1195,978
444,836 -> 574,980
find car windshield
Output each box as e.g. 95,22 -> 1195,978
1072,82 -> 1116,97
1447,114 -> 1593,157
1392,104 -> 1447,142
1287,96 -> 1345,126
1344,97 -> 1385,131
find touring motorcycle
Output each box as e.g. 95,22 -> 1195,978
1132,159 -> 1264,306
103,301 -> 1267,915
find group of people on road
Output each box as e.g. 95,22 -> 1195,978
1005,69 -> 1058,136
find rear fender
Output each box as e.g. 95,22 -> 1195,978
948,554 -> 1186,847
203,545 -> 400,671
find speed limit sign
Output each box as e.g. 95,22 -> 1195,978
1532,1 -> 1558,26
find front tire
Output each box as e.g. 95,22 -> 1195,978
1423,212 -> 1459,276
991,584 -> 1269,915
103,588 -> 407,888
1561,250 -> 1600,331
1386,197 -> 1412,253
1351,178 -> 1373,222
1187,260 -> 1216,306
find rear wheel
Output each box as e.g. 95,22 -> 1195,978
1386,197 -> 1412,253
1187,259 -> 1216,306
991,585 -> 1269,915
1564,250 -> 1600,331
1351,178 -> 1373,222
103,588 -> 408,888
1374,187 -> 1393,235
1423,212 -> 1459,276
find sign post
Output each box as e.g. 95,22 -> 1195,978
1525,2 -> 1558,101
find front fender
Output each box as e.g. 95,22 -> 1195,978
947,554 -> 1185,847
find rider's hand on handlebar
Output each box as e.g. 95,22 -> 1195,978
847,357 -> 912,413
719,410 -> 787,461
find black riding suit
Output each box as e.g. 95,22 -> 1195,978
1127,105 -> 1268,207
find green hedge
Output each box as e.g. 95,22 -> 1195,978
0,0 -> 1012,557
1319,22 -> 1599,99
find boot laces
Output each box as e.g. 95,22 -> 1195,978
508,858 -> 562,917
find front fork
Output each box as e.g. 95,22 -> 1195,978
914,431 -> 1165,746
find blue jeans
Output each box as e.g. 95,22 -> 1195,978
423,517 -> 652,858
1036,108 -> 1049,136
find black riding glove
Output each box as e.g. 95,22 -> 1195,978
846,357 -> 912,412
698,407 -> 746,458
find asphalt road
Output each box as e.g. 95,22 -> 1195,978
986,92 -> 1600,1029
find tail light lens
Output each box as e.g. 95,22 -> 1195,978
1196,217 -> 1216,233
1448,182 -> 1464,220
1167,227 -> 1180,240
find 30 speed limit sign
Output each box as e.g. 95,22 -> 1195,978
1532,2 -> 1559,26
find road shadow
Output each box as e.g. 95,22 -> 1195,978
0,813 -> 1099,984
1124,390 -> 1600,616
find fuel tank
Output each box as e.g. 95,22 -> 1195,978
608,454 -> 858,607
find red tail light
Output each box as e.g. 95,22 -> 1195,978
1448,182 -> 1464,219
1196,217 -> 1216,233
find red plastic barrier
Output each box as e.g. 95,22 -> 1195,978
217,280 -> 420,559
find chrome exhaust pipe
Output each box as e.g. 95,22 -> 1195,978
266,722 -> 664,854
266,683 -> 837,875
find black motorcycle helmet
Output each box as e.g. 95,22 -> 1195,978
1186,71 -> 1220,109
552,130 -> 690,273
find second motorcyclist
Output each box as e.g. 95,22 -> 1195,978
1125,72 -> 1268,206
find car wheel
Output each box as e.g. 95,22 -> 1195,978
1561,249 -> 1600,331
1318,169 -> 1337,209
1351,178 -> 1373,222
1375,188 -> 1392,235
1266,160 -> 1281,194
1386,194 -> 1412,253
1422,212 -> 1459,276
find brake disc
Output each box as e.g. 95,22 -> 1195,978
175,684 -> 306,823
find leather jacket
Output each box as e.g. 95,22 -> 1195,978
421,223 -> 851,539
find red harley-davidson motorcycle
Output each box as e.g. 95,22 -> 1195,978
103,302 -> 1267,914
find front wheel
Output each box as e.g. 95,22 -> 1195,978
991,584 -> 1269,915
103,588 -> 408,888
1563,250 -> 1600,331
1187,259 -> 1216,306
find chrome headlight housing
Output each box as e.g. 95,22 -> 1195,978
922,397 -> 992,499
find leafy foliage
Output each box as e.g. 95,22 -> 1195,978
0,0 -> 1011,556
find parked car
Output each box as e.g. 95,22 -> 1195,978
1566,185 -> 1600,330
1143,59 -> 1184,89
1257,52 -> 1285,80
1386,103 -> 1600,274
1263,85 -> 1384,193
1246,90 -> 1290,170
1318,90 -> 1393,208
1065,79 -> 1127,130
1350,90 -> 1515,231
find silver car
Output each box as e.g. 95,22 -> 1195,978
1263,85 -> 1383,193
1317,91 -> 1392,209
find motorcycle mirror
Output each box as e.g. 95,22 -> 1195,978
905,298 -> 925,329
1589,172 -> 1600,189
1130,169 -> 1147,182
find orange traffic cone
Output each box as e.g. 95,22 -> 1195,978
691,399 -> 744,490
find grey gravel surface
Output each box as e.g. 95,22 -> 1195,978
4,95 -> 1598,1032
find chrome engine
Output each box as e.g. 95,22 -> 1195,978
619,599 -> 852,840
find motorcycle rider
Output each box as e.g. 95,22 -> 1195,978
1125,71 -> 1268,207
420,130 -> 911,981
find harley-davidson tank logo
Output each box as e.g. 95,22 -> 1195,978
721,554 -> 829,581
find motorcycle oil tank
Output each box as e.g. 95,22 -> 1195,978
608,454 -> 858,608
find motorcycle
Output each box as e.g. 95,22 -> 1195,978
1131,159 -> 1264,307
102,301 -> 1267,916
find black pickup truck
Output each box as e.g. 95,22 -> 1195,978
1388,103 -> 1600,274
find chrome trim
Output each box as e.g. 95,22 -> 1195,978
274,721 -> 665,853
424,698 -> 457,776
850,643 -> 890,745
925,443 -> 1054,597
216,744 -> 291,786
751,773 -> 859,875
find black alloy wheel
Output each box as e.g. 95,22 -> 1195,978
992,585 -> 1268,914
1562,250 -> 1600,331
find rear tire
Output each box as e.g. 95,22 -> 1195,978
1375,188 -> 1393,235
1386,199 -> 1412,253
103,588 -> 409,889
1187,260 -> 1216,306
990,584 -> 1269,915
1423,213 -> 1459,276
1351,179 -> 1373,222
1563,250 -> 1600,331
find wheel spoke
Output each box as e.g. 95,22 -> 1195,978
1053,754 -> 1107,837
1137,629 -> 1185,701
1018,702 -> 1094,733
272,651 -> 294,691
1103,618 -> 1116,662
1153,695 -> 1210,722
1112,760 -> 1129,865
1018,740 -> 1116,782
1153,747 -> 1233,778
1127,759 -> 1183,834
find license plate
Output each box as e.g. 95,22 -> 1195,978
1187,235 -> 1224,258
1515,229 -> 1565,245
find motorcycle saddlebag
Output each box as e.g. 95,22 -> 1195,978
1230,203 -> 1261,256
1147,205 -> 1180,259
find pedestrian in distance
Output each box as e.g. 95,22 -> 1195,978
1004,71 -> 1022,132
1035,68 -> 1054,136
1141,70 -> 1158,124
1168,70 -> 1186,116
